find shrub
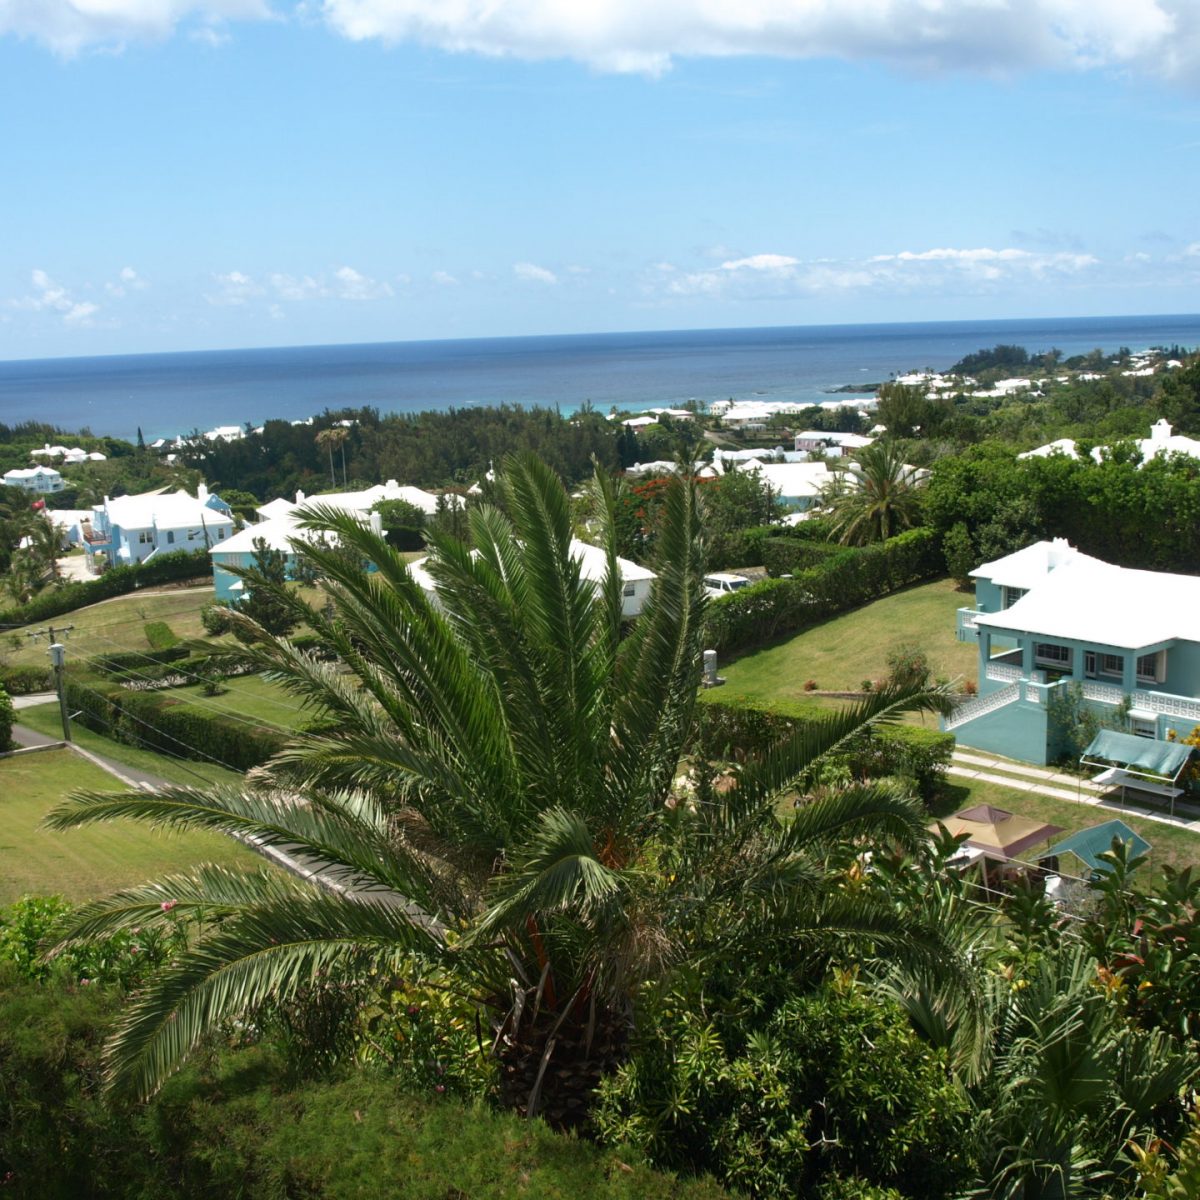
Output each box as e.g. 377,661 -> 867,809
87,646 -> 192,677
0,664 -> 53,694
761,536 -> 847,578
0,684 -> 12,752
595,979 -> 974,1199
803,679 -> 818,691
200,601 -> 235,636
143,620 -> 179,650
885,641 -> 931,690
691,697 -> 803,762
842,725 -> 955,803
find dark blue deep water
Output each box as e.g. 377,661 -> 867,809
2,314 -> 1198,442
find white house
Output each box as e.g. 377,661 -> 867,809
1018,420 -> 1200,466
409,539 -> 657,619
743,460 -> 833,510
4,465 -> 65,494
84,485 -> 234,573
793,431 -> 874,457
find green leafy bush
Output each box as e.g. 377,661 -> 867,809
691,696 -> 804,762
595,979 -> 974,1199
87,645 -> 193,676
760,536 -> 848,578
0,684 -> 12,752
841,725 -> 955,803
0,665 -> 54,695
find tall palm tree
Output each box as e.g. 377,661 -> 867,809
821,440 -> 924,545
48,455 -> 967,1123
314,426 -> 347,487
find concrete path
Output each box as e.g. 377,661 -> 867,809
949,748 -> 1200,833
13,692 -> 57,710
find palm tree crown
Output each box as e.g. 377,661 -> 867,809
821,440 -> 924,545
49,454 -> 965,1123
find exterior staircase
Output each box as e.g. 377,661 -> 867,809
944,682 -> 1021,732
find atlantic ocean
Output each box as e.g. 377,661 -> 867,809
2,313 -> 1199,443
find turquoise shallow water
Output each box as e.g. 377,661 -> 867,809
1,313 -> 1198,442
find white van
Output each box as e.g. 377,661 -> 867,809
703,572 -> 752,598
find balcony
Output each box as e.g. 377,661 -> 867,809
956,607 -> 983,642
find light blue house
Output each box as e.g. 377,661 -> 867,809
946,539 -> 1200,765
83,485 -> 234,575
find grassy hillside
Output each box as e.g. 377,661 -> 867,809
0,747 -> 251,902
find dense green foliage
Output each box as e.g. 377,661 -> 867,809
704,528 -> 942,653
0,684 -> 12,751
0,664 -> 53,695
596,977 -> 974,1198
925,444 -> 1200,573
0,971 -> 729,1200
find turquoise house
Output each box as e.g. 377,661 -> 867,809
946,539 -> 1200,765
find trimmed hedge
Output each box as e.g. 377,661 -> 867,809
706,518 -> 836,572
0,664 -> 53,695
0,686 -> 12,752
0,549 -> 210,630
703,529 -> 942,655
64,672 -> 284,772
843,725 -> 955,802
691,697 -> 801,762
87,645 -> 193,676
760,536 -> 848,578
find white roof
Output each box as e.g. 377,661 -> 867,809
971,538 -> 1100,591
744,460 -> 832,499
975,556 -> 1200,649
102,488 -> 234,532
303,480 -> 450,517
408,538 -> 656,594
1018,438 -> 1079,460
212,514 -> 311,556
4,466 -> 62,481
255,497 -> 298,521
622,416 -> 659,428
1084,420 -> 1200,467
794,431 -> 873,447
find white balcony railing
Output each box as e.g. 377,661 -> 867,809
1078,680 -> 1200,724
985,662 -> 1022,683
945,682 -> 1020,732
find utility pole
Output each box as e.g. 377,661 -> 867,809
27,624 -> 74,743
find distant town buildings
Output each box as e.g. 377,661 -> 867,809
4,465 -> 65,494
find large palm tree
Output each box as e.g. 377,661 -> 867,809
821,440 -> 924,545
48,455 -> 967,1123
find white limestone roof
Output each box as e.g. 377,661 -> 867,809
4,466 -> 62,480
102,488 -> 233,531
622,416 -> 660,428
744,460 -> 832,498
211,514 -> 310,556
974,557 -> 1200,649
255,497 -> 298,521
971,538 -> 1101,591
303,480 -> 451,517
1018,438 -> 1079,460
407,538 -> 656,593
795,431 -> 873,446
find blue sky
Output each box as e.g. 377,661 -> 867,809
2,1 -> 1199,359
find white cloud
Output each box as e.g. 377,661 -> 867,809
5,2 -> 1200,83
319,1 -> 1198,80
105,265 -> 149,296
432,270 -> 459,286
1184,242 -> 1200,257
0,1 -> 269,55
331,264 -> 393,299
10,268 -> 102,325
513,261 -> 557,285
205,269 -> 264,306
659,243 -> 1100,298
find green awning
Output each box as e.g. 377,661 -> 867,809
1044,819 -> 1151,874
1081,730 -> 1193,781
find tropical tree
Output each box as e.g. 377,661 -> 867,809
47,455 -> 968,1125
314,426 -> 348,487
822,440 -> 924,545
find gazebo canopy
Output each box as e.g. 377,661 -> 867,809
1081,730 -> 1192,782
936,803 -> 1065,861
1044,819 -> 1151,874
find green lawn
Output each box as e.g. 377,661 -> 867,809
17,702 -> 243,788
709,578 -> 978,718
4,586 -> 215,668
172,673 -> 313,732
0,747 -> 251,902
936,775 -> 1200,877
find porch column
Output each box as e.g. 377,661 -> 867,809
1021,640 -> 1034,679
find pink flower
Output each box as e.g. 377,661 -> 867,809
80,978 -> 91,986
407,1004 -> 420,1017
161,900 -> 178,913
435,1084 -> 446,1094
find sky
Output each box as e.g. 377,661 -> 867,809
2,1 -> 1200,360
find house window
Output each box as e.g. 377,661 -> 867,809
1099,653 -> 1124,678
138,530 -> 153,545
1002,586 -> 1027,609
166,530 -> 175,544
187,529 -> 199,541
1035,643 -> 1071,668
1084,651 -> 1096,676
1136,653 -> 1160,684
217,528 -> 225,540
622,582 -> 636,597
1130,716 -> 1157,739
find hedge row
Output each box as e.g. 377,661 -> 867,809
760,536 -> 849,578
703,528 -> 942,655
706,517 -> 836,571
0,549 -> 210,630
64,673 -> 284,772
0,973 -> 730,1200
0,686 -> 12,752
0,664 -> 53,695
86,645 -> 194,675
